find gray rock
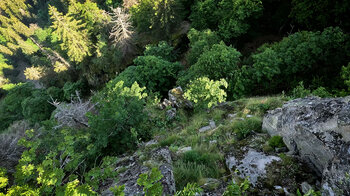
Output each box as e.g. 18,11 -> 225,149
262,96 -> 350,194
177,146 -> 192,154
199,120 -> 216,133
226,149 -> 281,186
301,182 -> 313,194
166,108 -> 176,120
145,139 -> 158,147
168,87 -> 193,109
103,148 -> 176,196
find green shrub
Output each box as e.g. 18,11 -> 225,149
0,129 -> 118,195
130,0 -> 185,39
181,42 -> 241,86
290,0 -> 350,30
190,0 -> 263,40
110,55 -> 183,96
217,0 -> 263,40
223,177 -> 250,196
268,136 -> 286,149
250,27 -> 349,94
0,83 -> 34,131
88,81 -> 149,155
144,41 -> 177,62
21,90 -> 55,123
185,28 -> 220,66
341,63 -> 350,91
232,117 -> 262,140
63,80 -> 85,100
312,87 -> 332,98
46,86 -> 64,101
176,183 -> 203,196
290,82 -> 311,99
184,77 -> 228,109
137,167 -> 164,196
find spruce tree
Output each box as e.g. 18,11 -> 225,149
49,5 -> 91,63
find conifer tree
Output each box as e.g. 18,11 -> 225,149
0,0 -> 37,55
49,5 -> 91,63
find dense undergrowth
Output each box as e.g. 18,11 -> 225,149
0,0 -> 349,195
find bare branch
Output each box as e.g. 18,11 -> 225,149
109,7 -> 135,56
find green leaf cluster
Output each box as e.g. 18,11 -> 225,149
137,167 -> 164,196
184,77 -> 228,109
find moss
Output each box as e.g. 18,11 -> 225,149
268,136 -> 286,148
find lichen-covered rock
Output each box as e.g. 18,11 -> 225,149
262,96 -> 350,194
103,147 -> 176,196
226,149 -> 281,186
167,87 -> 193,109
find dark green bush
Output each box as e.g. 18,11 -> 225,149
179,42 -> 241,89
190,0 -> 263,40
110,55 -> 183,96
290,0 -> 350,30
0,83 -> 34,131
46,86 -> 64,101
186,28 -> 220,66
21,90 -> 55,123
88,81 -> 150,156
250,27 -> 349,94
144,41 -> 177,62
63,80 -> 85,100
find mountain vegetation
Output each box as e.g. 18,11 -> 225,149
0,0 -> 349,195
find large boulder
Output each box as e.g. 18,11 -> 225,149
262,96 -> 350,195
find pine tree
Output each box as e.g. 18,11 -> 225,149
49,5 -> 91,63
0,0 -> 37,55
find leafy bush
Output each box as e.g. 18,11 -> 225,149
184,77 -> 228,109
46,86 -> 64,101
130,0 -> 185,39
268,136 -> 286,149
137,167 -> 164,196
290,82 -> 311,99
144,41 -> 177,62
63,80 -> 85,100
223,177 -> 250,196
341,63 -> 350,90
182,42 -> 241,84
218,0 -> 263,40
190,0 -> 263,40
110,55 -> 183,96
290,0 -> 350,30
88,81 -> 149,155
175,183 -> 203,196
250,27 -> 349,94
186,28 -> 220,66
311,87 -> 332,98
0,83 -> 34,131
21,90 -> 55,123
0,129 -> 118,195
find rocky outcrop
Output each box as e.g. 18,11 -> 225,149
103,147 -> 176,196
159,87 -> 193,110
262,96 -> 350,195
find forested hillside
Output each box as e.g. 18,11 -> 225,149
0,0 -> 349,195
